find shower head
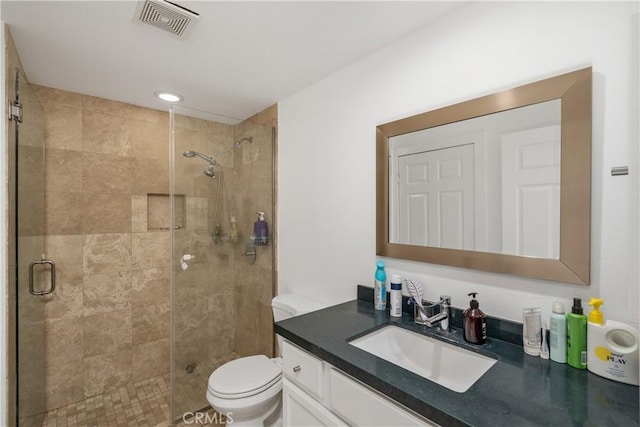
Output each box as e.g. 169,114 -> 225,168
183,150 -> 217,178
204,164 -> 216,178
182,150 -> 216,164
183,138 -> 251,178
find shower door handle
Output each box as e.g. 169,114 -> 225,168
28,259 -> 56,296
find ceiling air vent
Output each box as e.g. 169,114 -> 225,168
135,0 -> 199,38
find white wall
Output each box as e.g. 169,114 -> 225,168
279,2 -> 640,327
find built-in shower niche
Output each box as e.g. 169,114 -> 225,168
147,193 -> 185,231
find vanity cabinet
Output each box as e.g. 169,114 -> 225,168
281,340 -> 435,427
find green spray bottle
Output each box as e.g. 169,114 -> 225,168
566,297 -> 587,369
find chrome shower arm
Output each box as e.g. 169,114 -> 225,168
190,151 -> 217,164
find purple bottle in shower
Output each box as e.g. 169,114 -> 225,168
254,212 -> 268,246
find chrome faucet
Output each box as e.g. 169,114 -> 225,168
416,295 -> 451,331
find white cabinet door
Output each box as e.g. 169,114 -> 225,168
283,379 -> 347,427
328,368 -> 435,427
282,340 -> 325,399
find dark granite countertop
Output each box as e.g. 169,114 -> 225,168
274,297 -> 639,426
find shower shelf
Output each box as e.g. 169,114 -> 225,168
247,235 -> 270,247
212,232 -> 241,245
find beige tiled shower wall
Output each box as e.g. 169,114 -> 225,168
33,86 -> 172,410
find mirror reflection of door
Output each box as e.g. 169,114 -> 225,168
501,126 -> 561,259
397,144 -> 475,250
389,99 -> 561,259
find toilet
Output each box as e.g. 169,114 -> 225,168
206,293 -> 326,426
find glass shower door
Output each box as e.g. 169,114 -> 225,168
14,68 -> 49,426
170,105 -> 276,422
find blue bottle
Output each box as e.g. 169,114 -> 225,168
374,261 -> 387,311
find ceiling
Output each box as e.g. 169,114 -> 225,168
2,1 -> 463,123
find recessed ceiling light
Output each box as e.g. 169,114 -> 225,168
154,91 -> 183,102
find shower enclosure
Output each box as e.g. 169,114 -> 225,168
170,105 -> 276,421
9,65 -> 276,424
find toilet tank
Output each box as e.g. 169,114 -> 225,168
272,293 -> 327,356
272,293 -> 326,322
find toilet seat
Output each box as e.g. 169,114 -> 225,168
208,355 -> 282,399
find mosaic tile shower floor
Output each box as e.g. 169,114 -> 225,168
41,375 -> 171,427
41,353 -> 238,427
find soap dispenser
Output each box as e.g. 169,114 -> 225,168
229,216 -> 238,243
254,212 -> 268,246
463,292 -> 487,344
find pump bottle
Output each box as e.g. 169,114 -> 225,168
549,302 -> 567,364
230,216 -> 238,243
463,292 -> 486,344
566,298 -> 587,369
254,212 -> 268,245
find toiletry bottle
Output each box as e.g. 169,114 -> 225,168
540,321 -> 549,359
374,261 -> 386,311
463,292 -> 486,344
587,298 -> 639,385
523,308 -> 542,356
389,275 -> 402,318
229,216 -> 238,243
254,212 -> 268,245
566,297 -> 587,369
549,301 -> 567,364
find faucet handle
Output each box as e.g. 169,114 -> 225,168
440,295 -> 451,305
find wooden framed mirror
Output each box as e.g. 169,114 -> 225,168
376,67 -> 591,284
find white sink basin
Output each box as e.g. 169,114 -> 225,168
349,326 -> 496,393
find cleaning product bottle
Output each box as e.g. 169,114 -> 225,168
587,298 -> 639,385
229,216 -> 238,243
549,301 -> 567,364
374,261 -> 386,311
567,297 -> 587,369
463,292 -> 486,344
389,275 -> 402,318
254,212 -> 268,246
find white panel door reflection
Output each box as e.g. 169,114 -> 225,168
398,144 -> 475,249
501,125 -> 560,259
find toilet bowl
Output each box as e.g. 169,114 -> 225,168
206,355 -> 283,426
206,294 -> 326,427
